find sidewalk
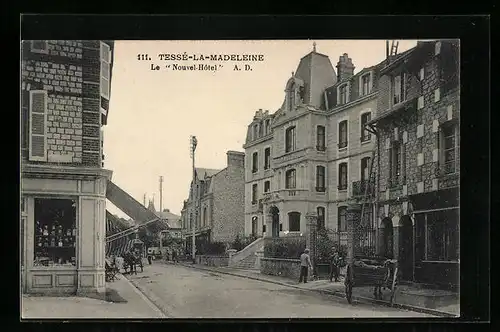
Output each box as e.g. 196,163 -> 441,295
21,274 -> 166,319
176,262 -> 459,317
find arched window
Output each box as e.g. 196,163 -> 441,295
253,124 -> 259,140
317,207 -> 325,229
288,212 -> 301,232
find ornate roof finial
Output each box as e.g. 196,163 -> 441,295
313,41 -> 317,52
291,71 -> 294,77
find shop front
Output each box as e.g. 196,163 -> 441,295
21,165 -> 112,295
410,188 -> 459,290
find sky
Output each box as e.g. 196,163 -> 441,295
104,40 -> 418,218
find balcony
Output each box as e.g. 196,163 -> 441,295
352,179 -> 375,197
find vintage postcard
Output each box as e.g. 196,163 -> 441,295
20,39 -> 460,319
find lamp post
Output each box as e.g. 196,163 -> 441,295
190,135 -> 198,263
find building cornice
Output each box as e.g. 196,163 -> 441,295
22,163 -> 113,181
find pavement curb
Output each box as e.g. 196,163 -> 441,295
120,274 -> 169,318
179,263 -> 457,318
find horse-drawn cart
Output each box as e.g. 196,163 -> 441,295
344,257 -> 398,305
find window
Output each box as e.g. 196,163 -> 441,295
31,40 -> 48,54
288,212 -> 301,232
285,126 -> 296,153
29,90 -> 48,161
285,169 -> 296,189
253,124 -> 259,140
252,152 -> 259,173
264,181 -> 271,193
338,207 -> 347,232
360,73 -> 372,96
203,207 -> 207,227
264,147 -> 271,170
360,113 -> 372,142
100,42 -> 111,100
316,125 -> 326,151
392,73 -> 406,105
251,184 -> 258,204
338,84 -> 348,105
262,224 -> 266,233
361,157 -> 371,181
316,166 -> 326,192
265,119 -> 270,134
440,124 -> 458,174
34,198 -> 77,267
390,142 -> 402,185
317,207 -> 325,229
338,120 -> 348,149
338,162 -> 348,190
426,210 -> 459,261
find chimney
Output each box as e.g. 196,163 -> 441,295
227,150 -> 245,168
336,53 -> 355,81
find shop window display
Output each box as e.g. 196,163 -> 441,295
34,198 -> 77,267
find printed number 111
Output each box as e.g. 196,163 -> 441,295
137,54 -> 151,61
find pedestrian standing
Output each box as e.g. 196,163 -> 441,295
329,248 -> 341,282
147,253 -> 152,265
299,248 -> 313,283
172,249 -> 178,263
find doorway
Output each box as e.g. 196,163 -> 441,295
269,206 -> 280,238
251,216 -> 258,237
399,215 -> 414,281
380,217 -> 394,258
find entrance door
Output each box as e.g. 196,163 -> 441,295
272,213 -> 279,238
251,217 -> 258,237
399,216 -> 414,281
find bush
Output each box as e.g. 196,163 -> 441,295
316,229 -> 337,264
231,234 -> 258,251
264,237 -> 306,259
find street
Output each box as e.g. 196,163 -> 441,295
126,263 -> 432,318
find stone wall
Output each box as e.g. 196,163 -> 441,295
212,152 -> 246,243
195,255 -> 229,267
260,257 -> 301,280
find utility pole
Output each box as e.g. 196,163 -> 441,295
190,135 -> 198,263
159,176 -> 164,213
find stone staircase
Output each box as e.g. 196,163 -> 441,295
228,237 -> 264,270
232,253 -> 258,270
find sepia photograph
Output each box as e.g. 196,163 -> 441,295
20,39 -> 460,319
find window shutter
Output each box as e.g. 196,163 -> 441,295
100,42 -> 111,99
29,90 -> 48,161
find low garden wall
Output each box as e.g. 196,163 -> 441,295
195,255 -> 229,267
260,257 -> 301,280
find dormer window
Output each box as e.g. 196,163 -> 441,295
265,119 -> 270,134
359,72 -> 373,96
392,72 -> 407,106
253,124 -> 259,140
337,83 -> 349,105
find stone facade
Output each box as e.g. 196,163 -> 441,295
370,40 -> 460,288
243,46 -> 384,240
21,40 -> 114,295
181,151 -> 246,247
